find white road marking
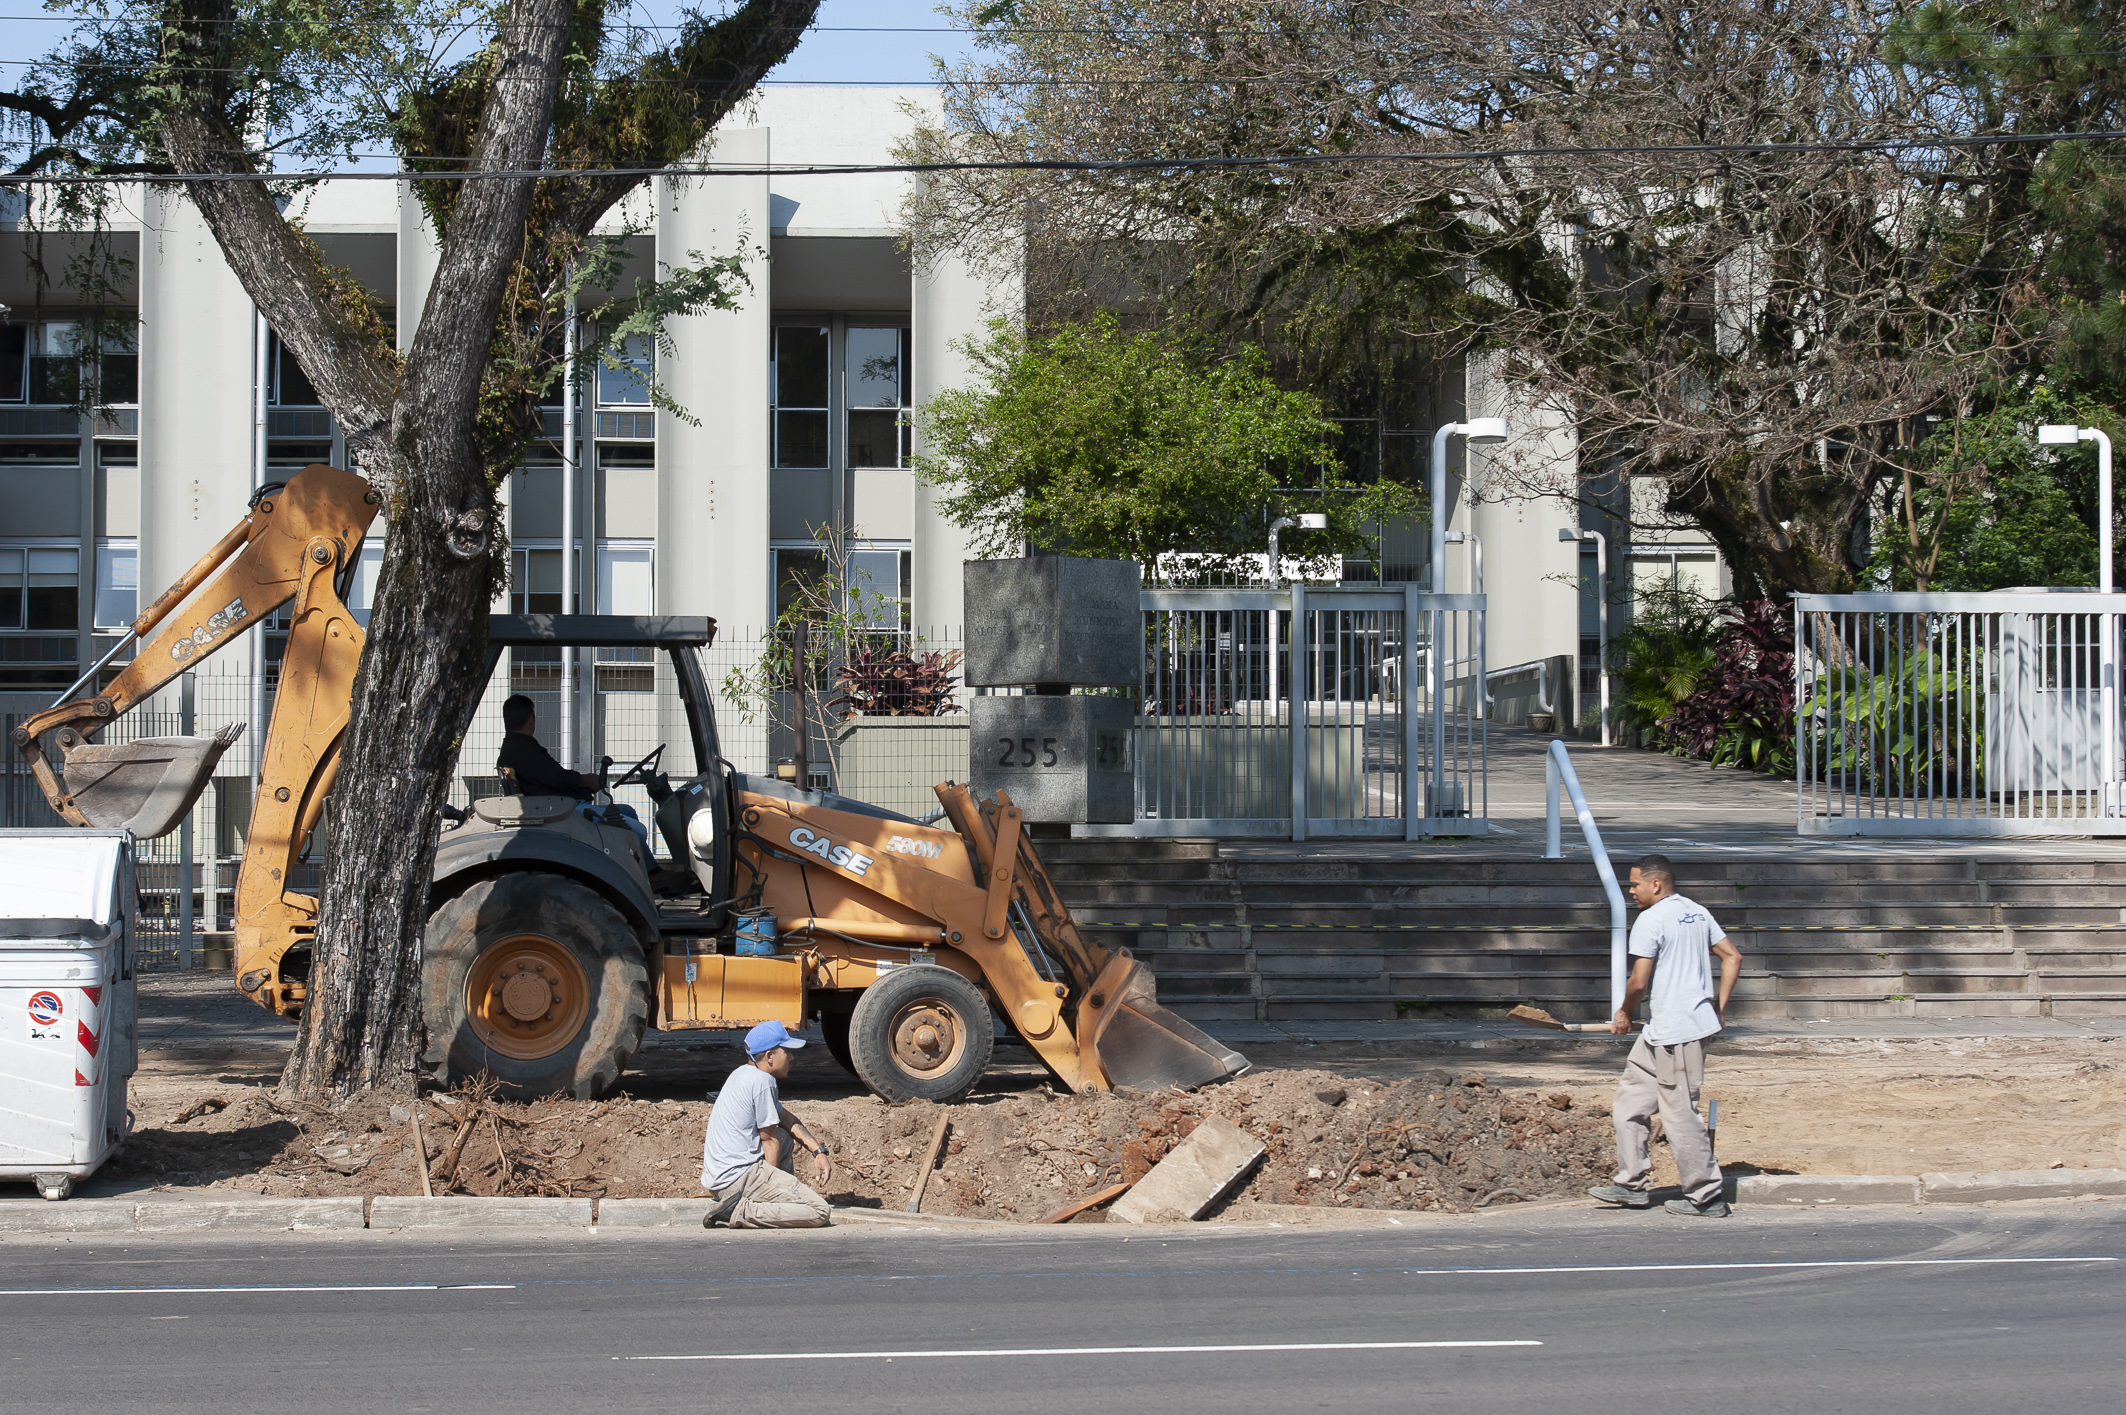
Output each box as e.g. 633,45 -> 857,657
622,1340 -> 1542,1362
1428,1257 -> 2116,1276
0,1283 -> 516,1296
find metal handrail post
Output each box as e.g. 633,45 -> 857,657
1544,739 -> 1627,1013
1289,582 -> 1307,842
1403,582 -> 1422,842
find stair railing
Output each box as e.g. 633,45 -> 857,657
1543,739 -> 1627,1015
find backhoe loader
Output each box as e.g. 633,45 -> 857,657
12,464 -> 1247,1101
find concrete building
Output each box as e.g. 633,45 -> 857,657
0,86 -> 1723,757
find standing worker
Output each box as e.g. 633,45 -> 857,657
1588,854 -> 1743,1218
701,1020 -> 835,1229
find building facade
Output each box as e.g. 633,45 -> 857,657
0,86 -> 1724,757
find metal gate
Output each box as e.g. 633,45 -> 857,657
1122,585 -> 1486,839
1797,591 -> 2126,835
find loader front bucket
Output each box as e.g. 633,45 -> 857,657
59,724 -> 245,838
1086,955 -> 1252,1092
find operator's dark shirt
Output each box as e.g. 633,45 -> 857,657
497,730 -> 592,800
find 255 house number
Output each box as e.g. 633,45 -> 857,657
996,736 -> 1060,767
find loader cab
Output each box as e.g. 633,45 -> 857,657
474,615 -> 733,908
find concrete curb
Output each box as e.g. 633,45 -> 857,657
9,1166 -> 2126,1233
0,1197 -> 365,1232
130,1198 -> 366,1231
1920,1168 -> 2126,1203
596,1197 -> 711,1228
1734,1175 -> 1923,1205
368,1196 -> 594,1230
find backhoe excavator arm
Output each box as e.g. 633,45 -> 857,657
10,464 -> 379,1016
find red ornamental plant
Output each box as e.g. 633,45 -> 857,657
1662,599 -> 1797,775
830,645 -> 965,718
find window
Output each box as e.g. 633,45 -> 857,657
847,546 -> 911,630
845,325 -> 911,468
24,547 -> 78,630
343,542 -> 383,628
269,332 -> 320,406
596,543 -> 654,692
0,545 -> 80,688
0,325 -> 22,402
510,547 -> 569,615
772,326 -> 830,468
596,331 -> 653,407
94,541 -> 137,629
28,323 -> 81,405
0,321 -> 124,406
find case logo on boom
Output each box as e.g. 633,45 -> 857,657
171,598 -> 249,660
787,826 -> 874,877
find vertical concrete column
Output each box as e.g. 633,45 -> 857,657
1462,350 -> 1581,700
656,133 -> 771,770
910,243 -> 1017,637
137,187 -> 260,604
395,180 -> 441,355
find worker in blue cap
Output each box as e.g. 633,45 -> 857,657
700,1019 -> 834,1228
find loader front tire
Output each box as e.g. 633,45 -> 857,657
848,965 -> 994,1103
423,872 -> 650,1099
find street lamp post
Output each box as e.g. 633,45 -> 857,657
1264,512 -> 1326,722
1560,527 -> 1611,746
1445,530 -> 1483,595
2039,423 -> 2118,806
1418,420 -> 1506,820
1427,419 -> 1509,593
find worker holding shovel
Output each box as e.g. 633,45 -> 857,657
700,1020 -> 834,1228
1588,854 -> 1743,1219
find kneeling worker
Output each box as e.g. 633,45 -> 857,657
701,1020 -> 834,1228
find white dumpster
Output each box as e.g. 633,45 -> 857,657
0,830 -> 138,1200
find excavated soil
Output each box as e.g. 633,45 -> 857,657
79,977 -> 2126,1217
98,1065 -> 1614,1219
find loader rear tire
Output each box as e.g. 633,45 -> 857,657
423,872 -> 650,1099
848,965 -> 994,1103
817,1001 -> 858,1077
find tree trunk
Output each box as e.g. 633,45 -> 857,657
280,0 -> 576,1099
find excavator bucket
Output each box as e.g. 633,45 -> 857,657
1090,954 -> 1253,1092
58,724 -> 245,839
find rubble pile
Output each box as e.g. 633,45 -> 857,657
106,1065 -> 1613,1219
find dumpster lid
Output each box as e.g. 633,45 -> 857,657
0,834 -> 125,930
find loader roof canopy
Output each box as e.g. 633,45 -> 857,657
486,615 -> 717,649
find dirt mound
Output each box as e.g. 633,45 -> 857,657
104,1065 -> 1615,1219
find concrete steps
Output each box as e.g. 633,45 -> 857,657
1041,840 -> 2126,1022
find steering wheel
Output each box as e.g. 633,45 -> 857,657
609,743 -> 666,791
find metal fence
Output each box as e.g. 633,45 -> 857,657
1123,585 -> 1487,839
1796,592 -> 2126,835
4,627 -> 972,967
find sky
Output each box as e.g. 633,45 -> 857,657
0,0 -> 981,167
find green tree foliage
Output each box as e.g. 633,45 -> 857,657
904,1 -> 2126,597
916,315 -> 1414,578
1875,386 -> 2116,591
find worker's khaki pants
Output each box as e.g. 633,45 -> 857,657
723,1152 -> 832,1229
1613,1034 -> 1723,1207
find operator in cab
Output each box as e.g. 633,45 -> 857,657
700,1021 -> 834,1228
498,694 -> 598,800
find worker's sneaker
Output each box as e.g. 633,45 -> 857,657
702,1189 -> 745,1229
1663,1196 -> 1731,1218
1587,1184 -> 1653,1208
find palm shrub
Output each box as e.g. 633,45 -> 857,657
1611,587 -> 1721,746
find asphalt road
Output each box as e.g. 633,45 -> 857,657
1,1204 -> 2120,1413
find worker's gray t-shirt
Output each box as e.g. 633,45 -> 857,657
701,1064 -> 781,1193
1629,893 -> 1726,1045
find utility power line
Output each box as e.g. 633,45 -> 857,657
3,127 -> 2120,185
